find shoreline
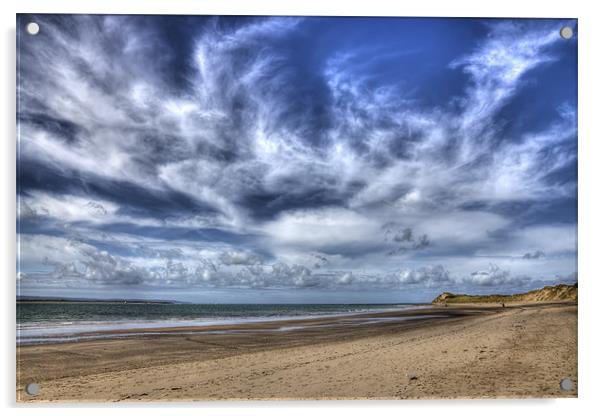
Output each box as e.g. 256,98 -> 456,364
17,302 -> 577,401
15,304 -> 437,346
17,301 -> 569,346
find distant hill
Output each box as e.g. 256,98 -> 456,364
17,296 -> 176,304
432,283 -> 577,304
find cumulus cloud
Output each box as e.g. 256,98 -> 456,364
25,232 -> 456,290
41,247 -> 146,286
398,265 -> 453,287
219,250 -> 263,266
463,264 -> 530,287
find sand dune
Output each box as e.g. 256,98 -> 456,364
432,283 -> 577,304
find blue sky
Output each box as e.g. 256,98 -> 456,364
17,15 -> 577,303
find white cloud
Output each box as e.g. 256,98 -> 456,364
262,207 -> 381,250
450,22 -> 560,131
398,265 -> 452,287
19,191 -> 161,228
463,263 -> 529,287
219,250 -> 263,266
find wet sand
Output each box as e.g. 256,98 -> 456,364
16,302 -> 577,401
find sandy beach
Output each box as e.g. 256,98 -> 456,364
16,302 -> 577,401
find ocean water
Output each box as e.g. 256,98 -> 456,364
17,303 -> 420,345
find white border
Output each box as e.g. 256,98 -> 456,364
2,1 -> 601,414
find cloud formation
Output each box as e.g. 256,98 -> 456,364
398,265 -> 452,287
523,250 -> 546,260
16,16 -> 577,301
463,264 -> 530,287
219,250 -> 263,266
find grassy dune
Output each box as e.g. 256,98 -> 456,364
432,283 -> 577,304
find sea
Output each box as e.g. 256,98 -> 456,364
17,302 -> 423,345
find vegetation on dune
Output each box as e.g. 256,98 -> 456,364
432,283 -> 577,304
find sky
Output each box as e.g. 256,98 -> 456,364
16,15 -> 577,303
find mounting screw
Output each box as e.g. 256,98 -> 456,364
560,378 -> 573,391
25,383 -> 40,396
560,26 -> 573,40
26,22 -> 40,36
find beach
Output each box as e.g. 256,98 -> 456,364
16,302 -> 577,401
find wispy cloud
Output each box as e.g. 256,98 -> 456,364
17,16 -> 577,299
